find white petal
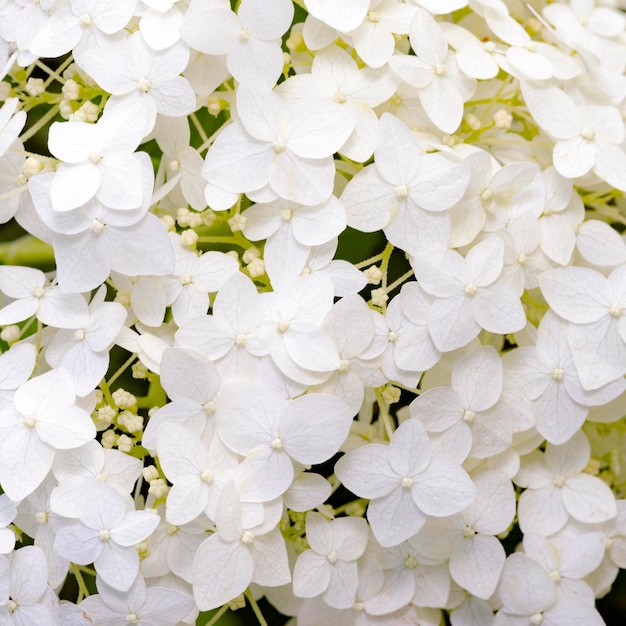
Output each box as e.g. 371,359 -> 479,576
193,535 -> 254,611
450,534 -> 505,599
562,473 -> 617,524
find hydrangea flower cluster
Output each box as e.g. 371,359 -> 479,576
0,0 -> 626,625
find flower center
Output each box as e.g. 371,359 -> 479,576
137,78 -> 151,93
74,329 -> 87,341
99,529 -> 111,541
404,555 -> 418,569
90,218 -> 106,233
609,303 -> 623,318
273,139 -> 286,154
464,284 -> 477,296
401,476 -> 414,489
327,551 -> 338,564
396,185 -> 409,199
462,409 -> 475,423
79,14 -> 92,27
581,127 -> 595,141
553,474 -> 566,488
552,367 -> 564,382
463,525 -> 476,538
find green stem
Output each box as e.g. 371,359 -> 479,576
99,377 -> 116,408
190,112 -> 210,146
386,268 -> 414,294
373,242 -> 394,312
205,605 -> 231,626
354,251 -> 385,269
20,103 -> 61,143
71,563 -> 91,602
197,120 -> 231,154
107,353 -> 137,387
35,58 -> 66,85
0,184 -> 29,203
374,388 -> 395,441
245,590 -> 268,626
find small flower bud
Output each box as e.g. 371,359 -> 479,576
118,410 -> 143,433
181,229 -> 198,248
176,207 -> 191,227
202,209 -> 216,227
114,289 -> 131,307
94,405 -> 117,430
25,78 -> 45,97
148,478 -> 169,498
207,95 -> 222,116
69,109 -> 86,123
62,78 -> 80,101
465,113 -> 481,131
80,101 -> 99,122
136,540 -> 150,560
228,213 -> 246,232
247,257 -> 265,278
59,100 -> 74,120
143,465 -> 159,482
160,215 -> 176,231
370,288 -> 388,307
381,384 -> 401,404
23,157 -> 43,178
112,389 -> 136,409
442,134 -> 460,146
493,109 -> 513,130
132,361 -> 148,379
286,30 -> 305,52
117,434 -> 133,453
0,325 -> 20,343
363,265 -> 382,285
242,247 -> 260,264
101,429 -> 117,449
